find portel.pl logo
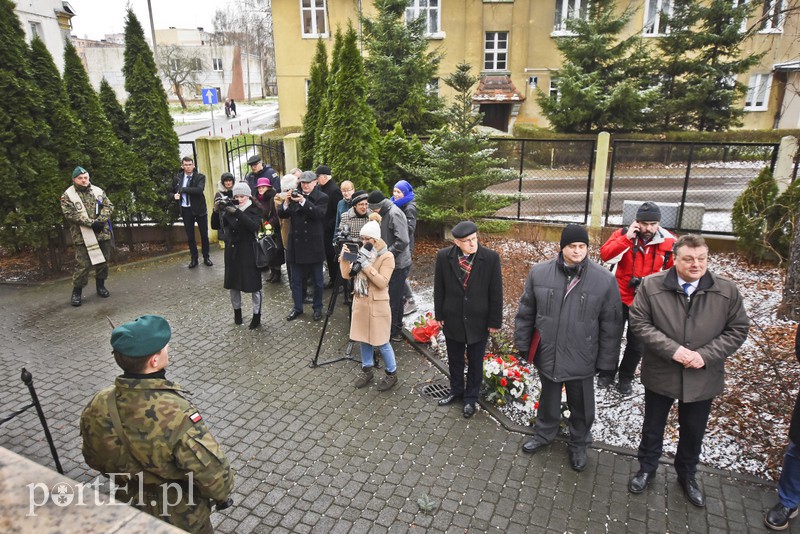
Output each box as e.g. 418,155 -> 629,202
27,472 -> 195,516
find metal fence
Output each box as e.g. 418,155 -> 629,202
226,136 -> 285,181
178,141 -> 196,164
486,138 -> 596,224
605,140 -> 779,234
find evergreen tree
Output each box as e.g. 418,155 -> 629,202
538,0 -> 654,133
362,0 -> 443,134
123,9 -> 179,227
406,63 -> 517,226
0,0 -> 59,267
99,78 -> 131,144
325,24 -> 384,192
379,122 -> 425,191
314,28 -> 343,168
731,167 -> 778,262
300,39 -> 328,170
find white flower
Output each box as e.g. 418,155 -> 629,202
563,409 -> 571,418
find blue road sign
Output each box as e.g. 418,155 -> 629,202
202,88 -> 218,105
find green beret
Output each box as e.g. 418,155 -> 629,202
71,166 -> 87,179
111,315 -> 171,357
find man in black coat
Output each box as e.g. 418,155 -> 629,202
245,155 -> 280,195
434,221 -> 503,419
171,156 -> 212,268
278,170 -> 328,321
765,324 -> 800,530
315,165 -> 343,287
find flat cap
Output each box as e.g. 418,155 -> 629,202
72,166 -> 87,179
451,221 -> 478,239
247,155 -> 262,166
111,315 -> 171,358
299,170 -> 317,183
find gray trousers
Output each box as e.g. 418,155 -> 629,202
230,289 -> 262,314
534,374 -> 595,451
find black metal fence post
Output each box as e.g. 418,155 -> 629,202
677,144 -> 694,232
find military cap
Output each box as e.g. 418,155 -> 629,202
452,221 -> 478,239
111,315 -> 172,357
247,155 -> 262,166
72,166 -> 87,179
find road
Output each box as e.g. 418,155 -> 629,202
173,100 -> 280,141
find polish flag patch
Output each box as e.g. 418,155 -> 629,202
189,412 -> 202,423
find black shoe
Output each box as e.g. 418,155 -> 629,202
521,438 -> 550,454
286,310 -> 303,321
188,258 -> 199,268
234,308 -> 243,325
95,280 -> 110,298
463,403 -> 475,418
617,378 -> 633,395
313,310 -> 322,321
597,374 -> 613,389
438,394 -> 462,406
203,257 -> 213,266
678,476 -> 705,507
248,313 -> 261,329
70,287 -> 82,307
628,471 -> 654,494
765,502 -> 799,531
569,448 -> 588,472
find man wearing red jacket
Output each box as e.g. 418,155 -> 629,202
598,202 -> 675,394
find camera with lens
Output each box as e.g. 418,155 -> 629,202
334,224 -> 360,258
216,196 -> 238,209
289,188 -> 305,199
629,276 -> 643,289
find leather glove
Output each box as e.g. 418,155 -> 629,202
91,220 -> 104,232
224,205 -> 238,215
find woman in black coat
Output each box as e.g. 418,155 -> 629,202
222,183 -> 263,329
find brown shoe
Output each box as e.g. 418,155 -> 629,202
376,373 -> 397,391
354,367 -> 374,388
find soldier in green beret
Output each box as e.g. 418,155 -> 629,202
61,166 -> 114,306
80,315 -> 235,533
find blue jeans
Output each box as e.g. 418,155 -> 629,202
779,441 -> 800,509
289,262 -> 323,312
360,342 -> 397,373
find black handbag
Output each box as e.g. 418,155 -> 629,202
253,234 -> 277,269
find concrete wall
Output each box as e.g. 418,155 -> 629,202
14,0 -> 70,72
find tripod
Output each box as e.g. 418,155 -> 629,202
309,268 -> 363,368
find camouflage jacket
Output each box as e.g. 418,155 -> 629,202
61,183 -> 113,245
80,377 -> 234,532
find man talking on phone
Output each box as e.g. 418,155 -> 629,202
597,202 -> 676,395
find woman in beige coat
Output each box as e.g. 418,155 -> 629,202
340,220 -> 398,391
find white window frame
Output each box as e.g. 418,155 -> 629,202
29,21 -> 43,42
744,73 -> 772,111
406,0 -> 443,38
643,0 -> 672,36
732,0 -> 749,33
300,0 -> 328,38
484,31 -> 509,72
552,0 -> 588,35
760,0 -> 786,32
549,78 -> 560,100
212,58 -> 223,71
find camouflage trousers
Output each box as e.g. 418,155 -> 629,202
130,486 -> 215,534
73,239 -> 111,288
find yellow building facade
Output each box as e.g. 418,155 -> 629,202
271,0 -> 800,132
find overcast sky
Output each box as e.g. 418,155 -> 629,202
69,0 -> 230,40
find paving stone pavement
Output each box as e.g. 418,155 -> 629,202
0,249 -> 796,533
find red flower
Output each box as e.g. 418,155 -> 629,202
534,401 -> 540,409
500,377 -> 508,387
522,394 -> 528,401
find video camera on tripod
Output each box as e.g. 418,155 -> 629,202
334,224 -> 361,262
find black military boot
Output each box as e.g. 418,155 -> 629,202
96,279 -> 110,298
71,287 -> 82,307
234,308 -> 243,325
248,313 -> 261,329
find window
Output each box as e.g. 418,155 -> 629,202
553,0 -> 588,34
643,0 -> 672,36
733,0 -> 749,33
301,0 -> 327,37
760,0 -> 785,32
426,78 -> 440,96
212,58 -> 223,71
406,0 -> 440,35
484,32 -> 508,71
744,74 -> 771,110
549,78 -> 560,100
29,21 -> 43,42
190,58 -> 202,71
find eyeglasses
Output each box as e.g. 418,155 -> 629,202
456,237 -> 478,244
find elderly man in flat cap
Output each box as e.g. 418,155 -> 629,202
434,221 -> 503,419
80,315 -> 234,533
61,166 -> 114,307
245,154 -> 280,195
514,224 -> 622,471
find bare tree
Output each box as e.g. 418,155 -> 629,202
778,204 -> 800,321
157,44 -> 205,109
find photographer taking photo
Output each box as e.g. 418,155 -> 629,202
339,221 -> 398,392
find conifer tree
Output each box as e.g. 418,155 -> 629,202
538,0 -> 654,133
123,9 -> 179,226
379,122 -> 425,191
99,78 -> 131,144
407,63 -> 516,225
362,0 -> 442,134
0,0 -> 59,265
731,167 -> 778,262
325,24 -> 383,192
300,39 -> 328,170
314,28 -> 343,168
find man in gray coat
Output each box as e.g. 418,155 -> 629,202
627,234 -> 749,508
514,225 -> 622,472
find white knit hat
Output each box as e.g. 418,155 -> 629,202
232,182 -> 251,197
360,220 -> 381,240
280,174 -> 297,192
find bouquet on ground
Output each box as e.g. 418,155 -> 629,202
482,353 -> 532,406
411,312 -> 440,344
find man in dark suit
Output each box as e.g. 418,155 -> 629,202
172,156 -> 212,268
434,221 -> 503,419
278,170 -> 328,321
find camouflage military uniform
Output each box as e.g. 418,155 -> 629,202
80,377 -> 234,533
60,183 -> 113,287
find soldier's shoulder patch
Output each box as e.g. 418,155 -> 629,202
189,412 -> 202,423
